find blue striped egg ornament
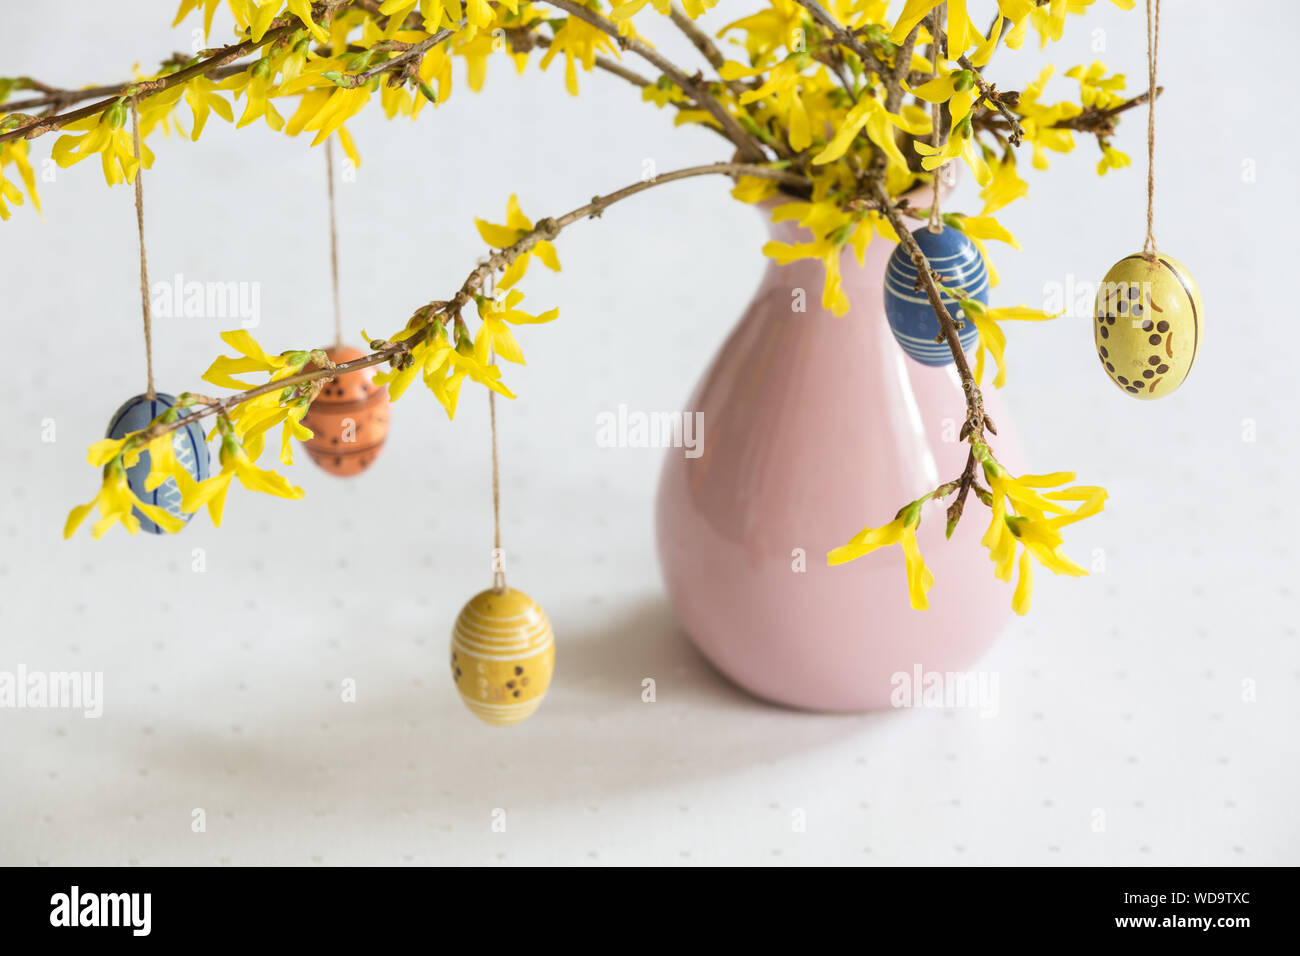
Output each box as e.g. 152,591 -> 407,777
105,393 -> 211,535
884,226 -> 988,366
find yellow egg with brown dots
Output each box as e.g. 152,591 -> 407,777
450,588 -> 554,726
1094,252 -> 1203,399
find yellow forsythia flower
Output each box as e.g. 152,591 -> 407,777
762,197 -> 889,316
721,59 -> 812,152
0,142 -> 40,219
912,90 -> 991,186
813,95 -> 929,171
1065,61 -> 1127,109
613,1 -> 717,21
202,330 -> 307,390
182,432 -> 304,528
828,503 -> 935,611
475,195 -> 562,289
183,77 -> 234,141
966,304 -> 1062,388
51,107 -> 151,186
979,157 -> 1030,216
65,459 -> 185,539
539,15 -> 620,96
1096,143 -> 1131,176
976,448 -> 1107,615
475,288 -> 560,365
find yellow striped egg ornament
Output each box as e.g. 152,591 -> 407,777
1094,252 -> 1203,399
450,588 -> 554,726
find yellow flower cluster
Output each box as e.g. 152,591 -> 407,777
63,332 -> 313,539
65,441 -> 188,540
827,444 -> 1106,615
828,498 -> 935,609
975,443 -> 1107,615
33,1 -> 1141,613
37,0 -> 607,189
697,0 -> 1135,334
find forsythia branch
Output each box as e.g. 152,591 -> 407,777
868,176 -> 992,442
0,0 -> 358,146
120,161 -> 810,446
540,0 -> 769,163
956,54 -> 1025,145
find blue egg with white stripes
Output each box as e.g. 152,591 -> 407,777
884,226 -> 988,366
105,393 -> 210,535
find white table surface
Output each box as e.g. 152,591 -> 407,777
1,0 -> 1296,866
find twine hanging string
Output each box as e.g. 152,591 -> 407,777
129,97 -> 155,399
489,386 -> 505,593
928,5 -> 944,233
1142,0 -> 1161,256
325,139 -> 343,348
484,265 -> 506,594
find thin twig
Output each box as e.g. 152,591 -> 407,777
1050,86 -> 1162,132
791,0 -> 890,78
956,54 -> 1024,145
331,25 -> 459,88
885,24 -> 920,113
945,447 -> 978,536
540,0 -> 768,162
868,177 -> 988,438
666,4 -> 746,99
512,30 -> 652,88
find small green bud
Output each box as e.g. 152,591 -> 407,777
953,70 -> 974,92
344,51 -> 373,72
105,99 -> 128,129
901,500 -> 923,527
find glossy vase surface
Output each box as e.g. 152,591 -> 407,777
654,203 -> 1022,711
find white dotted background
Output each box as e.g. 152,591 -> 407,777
0,1 -> 1296,865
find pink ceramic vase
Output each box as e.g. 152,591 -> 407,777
655,199 -> 1022,711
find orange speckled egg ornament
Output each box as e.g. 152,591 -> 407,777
301,345 -> 390,476
450,587 -> 554,726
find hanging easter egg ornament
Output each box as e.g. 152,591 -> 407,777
1094,253 -> 1200,398
448,267 -> 553,726
105,393 -> 211,534
884,225 -> 987,366
299,141 -> 391,476
100,98 -> 210,535
1095,0 -> 1201,400
300,345 -> 390,475
451,587 -> 555,726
